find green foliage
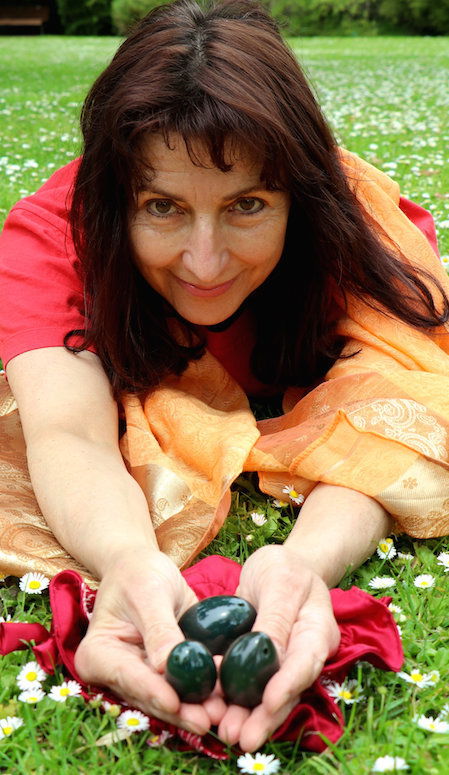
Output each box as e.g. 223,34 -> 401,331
55,0 -> 113,35
111,0 -> 161,34
267,0 -> 449,35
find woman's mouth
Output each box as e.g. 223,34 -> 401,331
175,277 -> 236,298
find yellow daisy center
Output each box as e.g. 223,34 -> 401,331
429,722 -> 436,730
340,690 -> 353,700
25,671 -> 38,681
289,489 -> 298,498
59,688 -> 70,696
126,718 -> 140,727
379,542 -> 391,552
411,672 -> 423,682
420,581 -> 429,587
3,726 -> 13,736
253,765 -> 266,772
29,580 -> 41,590
27,696 -> 38,703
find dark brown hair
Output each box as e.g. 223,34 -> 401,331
68,0 -> 449,397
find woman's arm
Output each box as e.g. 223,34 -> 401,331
219,484 -> 393,752
7,347 -> 225,733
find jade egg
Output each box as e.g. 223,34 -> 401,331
219,631 -> 279,708
178,595 -> 257,655
165,640 -> 217,703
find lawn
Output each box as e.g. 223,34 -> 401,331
1,34 -> 449,775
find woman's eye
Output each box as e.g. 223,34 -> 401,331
146,199 -> 178,216
233,197 -> 264,214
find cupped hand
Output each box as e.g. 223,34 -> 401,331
74,548 -> 226,734
217,544 -> 341,751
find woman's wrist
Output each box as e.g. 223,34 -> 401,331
283,483 -> 393,587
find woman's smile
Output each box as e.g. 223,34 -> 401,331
129,133 -> 290,326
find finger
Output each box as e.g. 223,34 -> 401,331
250,579 -> 310,661
237,697 -> 298,752
76,634 -> 211,734
218,704 -> 251,746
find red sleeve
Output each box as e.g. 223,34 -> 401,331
399,196 -> 439,257
0,160 -> 95,368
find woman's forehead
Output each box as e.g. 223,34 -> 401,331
139,132 -> 262,181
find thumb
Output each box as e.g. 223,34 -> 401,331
137,584 -> 198,673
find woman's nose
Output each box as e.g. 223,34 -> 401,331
181,217 -> 229,284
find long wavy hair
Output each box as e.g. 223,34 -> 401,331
68,0 -> 449,398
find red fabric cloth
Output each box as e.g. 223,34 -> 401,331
0,154 -> 440,395
0,555 -> 403,758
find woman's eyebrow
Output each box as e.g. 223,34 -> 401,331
138,183 -> 270,200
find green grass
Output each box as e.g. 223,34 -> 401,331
1,35 -> 449,775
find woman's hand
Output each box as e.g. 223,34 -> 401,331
74,548 -> 227,734
217,544 -> 341,752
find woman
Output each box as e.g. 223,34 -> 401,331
1,0 -> 449,753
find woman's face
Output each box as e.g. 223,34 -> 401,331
129,133 -> 290,326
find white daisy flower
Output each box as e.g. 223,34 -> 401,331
415,714 -> 449,733
237,751 -> 281,774
281,485 -> 305,506
368,576 -> 396,590
398,668 -> 439,688
371,755 -> 409,771
18,688 -> 45,704
388,603 -> 406,623
413,574 -> 435,589
272,498 -> 289,508
436,552 -> 449,572
250,511 -> 267,526
102,700 -> 121,717
19,572 -> 50,594
48,680 -> 82,702
147,730 -> 173,747
0,716 -> 23,738
16,661 -> 47,690
116,709 -> 150,733
0,614 -> 12,622
323,678 -> 364,705
376,538 -> 397,560
397,552 -> 414,561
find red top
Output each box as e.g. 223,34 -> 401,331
0,159 -> 440,396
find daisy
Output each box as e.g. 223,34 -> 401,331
376,538 -> 397,560
237,751 -> 281,774
0,614 -> 12,622
16,661 -> 47,690
281,485 -> 305,506
368,576 -> 396,590
371,755 -> 409,771
117,709 -> 150,733
0,716 -> 23,738
102,701 -> 121,717
323,678 -> 364,705
413,574 -> 435,589
250,511 -> 267,526
397,552 -> 414,561
436,552 -> 449,572
147,730 -> 173,747
48,680 -> 82,702
18,688 -> 45,704
19,572 -> 50,594
398,668 -> 439,688
388,603 -> 406,623
272,499 -> 288,508
415,714 -> 449,733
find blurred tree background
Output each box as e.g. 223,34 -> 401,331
1,0 -> 449,36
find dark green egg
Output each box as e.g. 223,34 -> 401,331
220,631 -> 279,708
165,640 -> 217,703
178,595 -> 257,655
